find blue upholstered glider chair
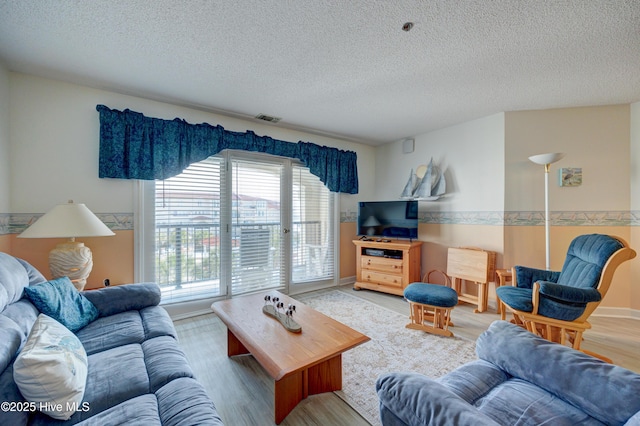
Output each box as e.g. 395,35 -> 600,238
497,234 -> 635,353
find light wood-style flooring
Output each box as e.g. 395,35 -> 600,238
174,285 -> 640,426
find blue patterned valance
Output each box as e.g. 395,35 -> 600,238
96,105 -> 358,194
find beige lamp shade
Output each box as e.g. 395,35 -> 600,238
18,200 -> 114,290
363,215 -> 381,236
362,215 -> 381,227
19,201 -> 114,239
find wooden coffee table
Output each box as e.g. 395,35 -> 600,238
211,291 -> 370,424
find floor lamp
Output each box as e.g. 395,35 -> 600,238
528,153 -> 565,270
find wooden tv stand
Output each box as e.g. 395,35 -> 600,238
353,239 -> 422,296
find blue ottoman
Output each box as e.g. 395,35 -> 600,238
404,282 -> 458,337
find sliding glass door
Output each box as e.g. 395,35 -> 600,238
229,158 -> 284,295
141,151 -> 336,304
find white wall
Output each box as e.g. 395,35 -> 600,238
0,62 -> 9,213
631,101 -> 640,311
505,106 -> 631,212
632,101 -> 639,213
374,113 -> 505,212
8,73 -> 376,215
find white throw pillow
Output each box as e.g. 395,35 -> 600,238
13,313 -> 88,420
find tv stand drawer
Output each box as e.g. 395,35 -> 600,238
362,256 -> 403,274
353,239 -> 422,296
362,270 -> 403,288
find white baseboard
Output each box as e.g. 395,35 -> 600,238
340,276 -> 356,286
592,306 -> 640,320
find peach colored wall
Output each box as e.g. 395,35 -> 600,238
340,222 -> 357,279
505,105 -> 636,312
0,235 -> 9,253
632,227 -> 640,311
504,225 -> 633,309
9,231 -> 134,290
421,224 -> 504,305
631,102 -> 639,312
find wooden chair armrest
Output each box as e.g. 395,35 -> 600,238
531,281 -> 541,315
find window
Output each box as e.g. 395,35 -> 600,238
291,164 -> 335,283
138,151 -> 337,304
153,156 -> 223,302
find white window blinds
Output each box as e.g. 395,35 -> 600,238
154,156 -> 223,303
291,165 -> 334,283
150,153 -> 336,304
230,158 -> 284,295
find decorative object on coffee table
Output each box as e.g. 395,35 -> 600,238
263,295 -> 301,333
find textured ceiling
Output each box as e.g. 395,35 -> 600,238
1,1 -> 639,146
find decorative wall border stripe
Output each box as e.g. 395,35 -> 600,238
0,213 -> 8,235
2,213 -> 134,235
3,210 -> 639,235
421,211 -> 505,226
341,210 -> 640,226
506,211 -> 637,227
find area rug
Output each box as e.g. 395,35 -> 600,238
296,290 -> 478,426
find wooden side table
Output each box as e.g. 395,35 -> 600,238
495,269 -> 512,320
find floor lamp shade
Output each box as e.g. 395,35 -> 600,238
18,200 -> 115,290
528,153 -> 565,270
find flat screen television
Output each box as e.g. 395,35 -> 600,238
357,200 -> 418,240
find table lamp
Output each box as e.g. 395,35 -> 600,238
528,153 -> 565,270
18,200 -> 115,290
363,215 -> 381,236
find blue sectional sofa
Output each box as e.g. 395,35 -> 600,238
377,320 -> 640,426
0,252 -> 223,425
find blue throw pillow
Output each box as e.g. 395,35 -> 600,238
23,277 -> 98,332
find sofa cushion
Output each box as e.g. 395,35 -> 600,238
156,377 -> 224,426
75,311 -> 146,355
0,316 -> 28,374
76,344 -> 150,421
376,372 -> 500,426
75,306 -> 176,356
142,336 -> 194,392
475,378 -> 603,425
24,277 -> 98,332
477,321 -> 640,425
140,305 -> 177,340
1,299 -> 39,345
82,282 -> 161,317
0,252 -> 32,311
437,359 -> 509,405
13,257 -> 47,287
72,394 -> 161,426
0,365 -> 29,426
13,314 -> 88,420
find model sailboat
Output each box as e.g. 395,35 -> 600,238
400,158 -> 446,200
400,168 -> 418,199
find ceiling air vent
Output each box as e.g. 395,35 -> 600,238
255,114 -> 282,123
